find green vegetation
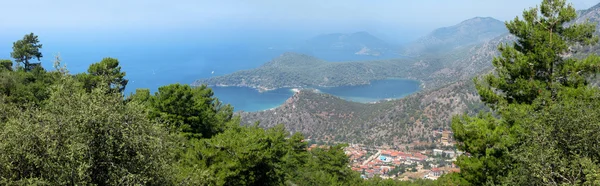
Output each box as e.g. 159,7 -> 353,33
76,57 -> 128,93
452,0 -> 600,185
241,80 -> 483,146
194,52 -> 418,91
0,33 -> 450,186
3,0 -> 600,185
11,33 -> 43,71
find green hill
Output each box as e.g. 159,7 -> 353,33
193,52 -> 418,92
239,80 -> 484,146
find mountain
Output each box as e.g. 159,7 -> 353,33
194,17 -> 517,92
301,31 -> 397,57
193,52 -> 418,92
218,27 -> 516,145
402,17 -> 508,56
198,10 -> 600,145
575,2 -> 600,55
239,80 -> 485,146
194,33 -> 509,92
235,7 -> 600,145
576,2 -> 600,23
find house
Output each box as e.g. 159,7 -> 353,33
410,153 -> 428,161
443,150 -> 456,158
433,149 -> 443,156
429,168 -> 443,177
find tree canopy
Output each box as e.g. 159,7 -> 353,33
452,0 -> 600,185
76,57 -> 128,93
11,33 -> 43,71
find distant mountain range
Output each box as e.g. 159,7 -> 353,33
401,17 -> 508,56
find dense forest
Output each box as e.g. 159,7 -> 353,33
3,0 -> 600,185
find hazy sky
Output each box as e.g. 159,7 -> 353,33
1,0 -> 599,43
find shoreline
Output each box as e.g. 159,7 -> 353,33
206,77 -> 421,93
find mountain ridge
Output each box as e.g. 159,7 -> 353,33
401,17 -> 508,56
301,31 -> 396,57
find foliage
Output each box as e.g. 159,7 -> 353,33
291,144 -> 363,185
0,59 -> 12,71
176,124 -> 299,185
76,57 -> 128,93
452,0 -> 600,185
11,33 -> 43,71
0,66 -> 59,105
133,84 -> 235,139
0,75 -> 174,185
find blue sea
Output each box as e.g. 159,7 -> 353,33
0,33 -> 418,112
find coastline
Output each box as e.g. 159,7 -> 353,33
203,77 -> 422,93
203,78 -> 421,112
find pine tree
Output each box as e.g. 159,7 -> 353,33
11,33 -> 43,71
452,0 -> 600,185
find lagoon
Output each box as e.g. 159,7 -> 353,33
211,79 -> 420,112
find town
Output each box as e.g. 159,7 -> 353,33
313,130 -> 463,180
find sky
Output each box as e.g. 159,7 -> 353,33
1,0 -> 599,44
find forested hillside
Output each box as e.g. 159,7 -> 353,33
240,81 -> 484,146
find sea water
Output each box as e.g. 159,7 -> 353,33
0,35 -> 418,112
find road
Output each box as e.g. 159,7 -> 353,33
363,150 -> 381,165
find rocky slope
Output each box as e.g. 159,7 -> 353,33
239,80 -> 484,146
